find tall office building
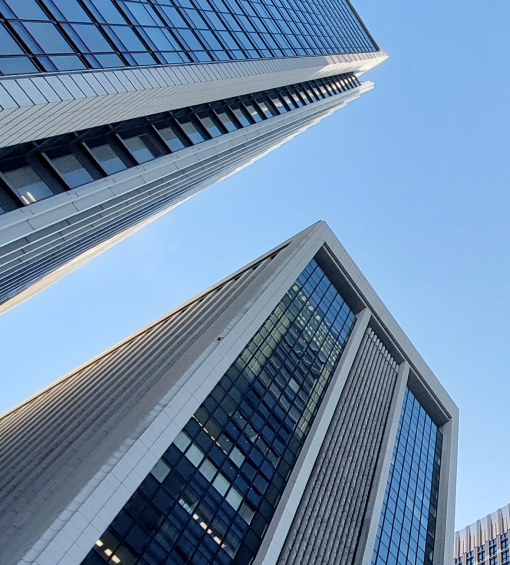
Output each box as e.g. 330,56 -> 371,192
455,505 -> 510,565
0,222 -> 457,565
0,0 -> 387,313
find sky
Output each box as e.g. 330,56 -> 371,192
1,0 -> 509,533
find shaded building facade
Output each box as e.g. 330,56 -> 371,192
0,0 -> 387,312
0,222 -> 457,565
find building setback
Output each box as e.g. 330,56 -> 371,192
0,0 -> 387,313
455,505 -> 510,565
0,222 -> 457,565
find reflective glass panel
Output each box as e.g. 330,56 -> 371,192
90,145 -> 126,175
123,136 -> 155,163
371,389 -> 442,565
52,155 -> 93,188
81,259 -> 356,565
4,166 -> 53,204
157,126 -> 186,151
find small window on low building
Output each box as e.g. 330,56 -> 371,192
52,154 -> 93,188
90,144 -> 126,175
4,166 -> 53,205
123,136 -> 154,164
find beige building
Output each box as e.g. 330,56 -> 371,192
455,505 -> 510,565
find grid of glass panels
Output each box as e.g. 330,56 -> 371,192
81,258 -> 356,565
371,389 -> 443,565
0,72 -> 360,214
0,0 -> 377,76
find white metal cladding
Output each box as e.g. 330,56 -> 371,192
275,327 -> 399,565
0,84 -> 369,314
0,50 -> 387,147
0,247 -> 289,565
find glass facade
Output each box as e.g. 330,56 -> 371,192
0,72 -> 360,212
81,258 -> 356,565
0,0 -> 377,76
371,389 -> 443,565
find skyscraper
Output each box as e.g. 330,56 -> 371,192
0,0 -> 387,313
0,222 -> 458,565
455,505 -> 510,565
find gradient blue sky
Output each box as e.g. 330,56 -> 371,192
1,0 -> 509,531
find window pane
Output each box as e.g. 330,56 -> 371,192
270,94 -> 287,114
123,136 -> 154,164
4,167 -> 53,205
256,100 -> 273,118
90,145 -> 126,174
231,107 -> 250,127
0,27 -> 23,55
22,22 -> 73,53
199,116 -> 221,137
243,102 -> 263,122
51,0 -> 91,22
157,126 -> 186,152
215,110 -> 237,132
4,0 -> 48,20
0,56 -> 37,75
177,119 -> 205,144
52,155 -> 93,188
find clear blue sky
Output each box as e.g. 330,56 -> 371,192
1,0 -> 509,532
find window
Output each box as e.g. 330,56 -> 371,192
502,534 -> 509,551
490,557 -> 498,565
198,115 -> 221,137
243,102 -> 263,122
157,126 -> 186,152
480,546 -> 487,562
176,119 -> 206,144
456,557 -> 463,565
90,145 -> 126,175
215,110 -> 237,132
122,136 -> 154,164
51,154 -> 93,188
490,540 -> 498,556
502,552 -> 509,565
468,551 -> 475,565
231,106 -> 250,127
4,167 -> 53,204
81,259 -> 356,565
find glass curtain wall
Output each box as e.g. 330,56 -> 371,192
0,0 -> 378,76
82,258 -> 356,565
371,389 -> 443,565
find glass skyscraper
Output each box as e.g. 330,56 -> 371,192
0,0 -> 387,313
0,222 -> 458,565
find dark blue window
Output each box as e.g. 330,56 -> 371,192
0,0 -> 378,75
371,389 -> 442,565
81,259 -> 356,565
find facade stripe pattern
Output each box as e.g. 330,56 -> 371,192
276,327 -> 399,565
0,248 -> 283,555
0,87 -> 355,309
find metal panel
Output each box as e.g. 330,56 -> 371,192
276,327 -> 399,565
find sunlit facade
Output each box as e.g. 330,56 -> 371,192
0,0 -> 387,313
0,222 -> 457,565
